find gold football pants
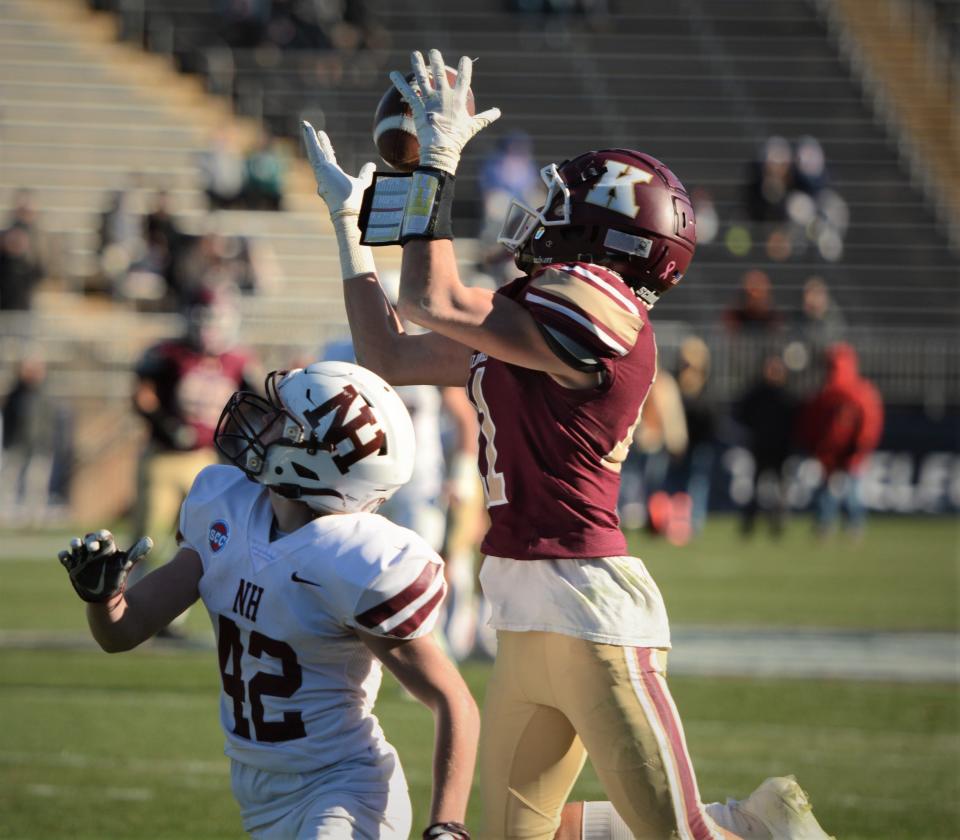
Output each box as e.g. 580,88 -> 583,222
132,446 -> 219,569
480,630 -> 722,840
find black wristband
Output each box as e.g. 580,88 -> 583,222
399,167 -> 455,244
422,821 -> 470,840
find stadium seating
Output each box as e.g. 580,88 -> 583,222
1,0 -> 957,520
91,0 -> 959,331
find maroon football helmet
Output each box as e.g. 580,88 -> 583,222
497,149 -> 696,306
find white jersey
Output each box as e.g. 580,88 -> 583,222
394,383 -> 443,504
479,555 -> 671,648
179,465 -> 446,774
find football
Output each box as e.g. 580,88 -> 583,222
372,67 -> 476,171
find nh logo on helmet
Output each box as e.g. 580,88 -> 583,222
302,385 -> 386,475
584,162 -> 654,219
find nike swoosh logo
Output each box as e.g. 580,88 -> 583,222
291,572 -> 323,588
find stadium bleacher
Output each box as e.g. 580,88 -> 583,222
93,0 -> 959,330
1,0 -> 957,520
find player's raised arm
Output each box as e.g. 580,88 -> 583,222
58,531 -> 201,652
385,50 -> 597,384
360,631 -> 479,840
301,121 -> 472,386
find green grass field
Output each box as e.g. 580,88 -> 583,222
1,517 -> 957,839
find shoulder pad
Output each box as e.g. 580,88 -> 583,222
523,263 -> 644,363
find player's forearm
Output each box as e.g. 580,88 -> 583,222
427,687 -> 480,823
85,596 -> 147,653
85,549 -> 202,652
397,240 -> 492,332
342,272 -> 409,380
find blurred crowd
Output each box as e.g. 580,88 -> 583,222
215,0 -> 386,54
0,117 -> 896,551
618,332 -> 884,546
0,134 -> 284,528
198,128 -> 287,212
741,134 -> 849,263
97,185 -> 278,311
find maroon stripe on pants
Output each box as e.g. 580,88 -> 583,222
635,648 -> 718,840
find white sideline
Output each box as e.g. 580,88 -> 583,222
0,627 -> 956,682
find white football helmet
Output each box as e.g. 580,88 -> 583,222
214,362 -> 415,514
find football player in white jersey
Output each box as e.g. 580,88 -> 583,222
58,361 -> 479,840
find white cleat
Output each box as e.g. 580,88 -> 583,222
738,776 -> 836,840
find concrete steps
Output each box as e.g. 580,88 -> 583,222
0,0 -> 340,336
830,0 -> 959,232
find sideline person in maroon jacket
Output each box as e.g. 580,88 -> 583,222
798,342 -> 884,537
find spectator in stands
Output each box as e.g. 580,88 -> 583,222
509,0 -> 611,17
477,132 -> 544,285
791,135 -> 829,198
5,189 -> 45,271
479,132 -> 541,210
797,342 -> 884,539
127,284 -> 260,633
0,354 -> 58,524
733,354 -> 797,538
98,189 -> 144,294
786,135 -> 849,263
793,275 -> 845,347
121,190 -> 186,306
724,268 -> 783,334
744,135 -> 793,223
198,128 -> 246,210
0,225 -> 44,311
242,132 -> 286,211
217,0 -> 271,48
144,190 -> 180,254
266,0 -> 330,49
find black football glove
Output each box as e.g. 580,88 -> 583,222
423,822 -> 470,840
58,529 -> 153,603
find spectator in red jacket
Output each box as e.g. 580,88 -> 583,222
797,343 -> 884,537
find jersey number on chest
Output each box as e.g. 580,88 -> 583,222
469,366 -> 508,507
217,614 -> 307,743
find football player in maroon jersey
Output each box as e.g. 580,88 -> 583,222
301,49 -> 834,840
128,284 -> 260,610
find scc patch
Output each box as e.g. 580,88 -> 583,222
208,520 -> 230,553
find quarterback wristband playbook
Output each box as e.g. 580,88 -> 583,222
359,167 -> 455,246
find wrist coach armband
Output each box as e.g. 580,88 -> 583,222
400,168 -> 454,243
359,169 -> 454,247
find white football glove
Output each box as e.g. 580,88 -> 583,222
390,50 -> 501,175
301,122 -> 377,279
58,529 -> 153,604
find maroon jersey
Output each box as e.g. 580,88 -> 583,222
136,340 -> 255,450
467,262 -> 656,559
